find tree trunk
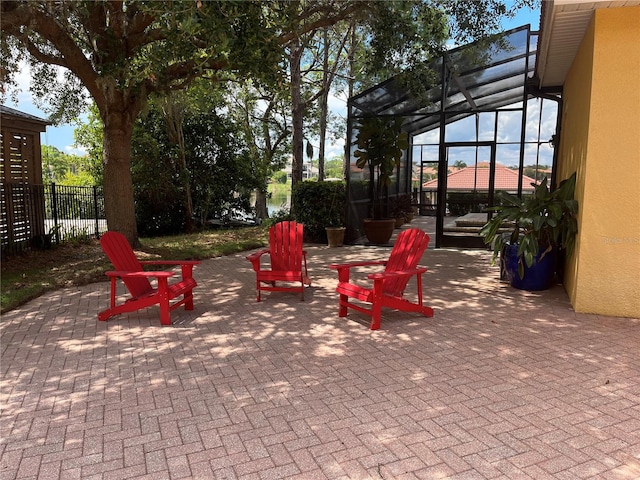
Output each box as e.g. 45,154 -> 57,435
254,187 -> 269,221
290,38 -> 304,191
318,26 -> 330,182
344,24 -> 357,180
102,115 -> 139,247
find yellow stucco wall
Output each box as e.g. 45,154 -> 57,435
559,6 -> 640,318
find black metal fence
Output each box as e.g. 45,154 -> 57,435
1,182 -> 107,255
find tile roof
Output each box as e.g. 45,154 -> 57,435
423,166 -> 538,191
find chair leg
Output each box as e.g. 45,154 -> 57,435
370,302 -> 382,330
98,309 -> 114,322
159,302 -> 171,325
256,277 -> 261,302
158,278 -> 172,325
422,306 -> 435,317
416,273 -> 434,317
338,295 -> 348,317
184,290 -> 194,311
370,278 -> 384,330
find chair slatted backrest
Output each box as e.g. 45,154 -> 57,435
100,231 -> 153,298
383,229 -> 430,297
269,221 -> 304,273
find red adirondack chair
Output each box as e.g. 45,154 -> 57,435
246,221 -> 311,301
98,231 -> 200,325
329,228 -> 433,330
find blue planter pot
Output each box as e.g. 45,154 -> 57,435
503,244 -> 556,291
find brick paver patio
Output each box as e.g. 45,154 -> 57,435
2,221 -> 639,479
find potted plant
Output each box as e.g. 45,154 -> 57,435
324,182 -> 347,247
390,193 -> 414,227
354,115 -> 409,244
480,172 -> 578,291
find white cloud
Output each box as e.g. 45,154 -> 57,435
327,92 -> 348,120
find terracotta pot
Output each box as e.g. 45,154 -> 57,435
325,227 -> 345,247
394,217 -> 405,228
363,218 -> 395,245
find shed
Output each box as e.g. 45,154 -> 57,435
1,105 -> 51,253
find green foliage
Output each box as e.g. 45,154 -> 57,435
324,157 -> 344,179
523,165 -> 552,182
292,180 -> 346,242
480,172 -> 578,279
131,106 -> 185,236
271,170 -> 289,185
61,226 -> 92,246
130,93 -> 258,236
41,145 -> 95,186
390,193 -> 414,219
73,104 -> 104,184
226,80 -> 292,220
2,2 -> 288,120
58,170 -> 95,187
355,0 -> 524,98
2,1 -> 293,244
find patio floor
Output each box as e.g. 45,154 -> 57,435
1,219 -> 639,479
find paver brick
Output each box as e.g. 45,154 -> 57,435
2,226 -> 639,479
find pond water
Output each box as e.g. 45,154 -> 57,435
267,190 -> 290,215
251,189 -> 291,216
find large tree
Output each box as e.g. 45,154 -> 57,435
2,1 -> 291,245
229,81 -> 291,222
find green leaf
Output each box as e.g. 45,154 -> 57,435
533,215 -> 545,231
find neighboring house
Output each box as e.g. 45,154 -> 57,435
282,157 -> 318,180
536,1 -> 640,318
420,165 -> 537,214
0,105 -> 51,252
421,165 -> 537,192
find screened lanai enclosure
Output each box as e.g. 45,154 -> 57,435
345,25 -> 560,247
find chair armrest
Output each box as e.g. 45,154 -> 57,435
246,249 -> 270,262
105,270 -> 174,279
328,260 -> 387,270
246,249 -> 270,272
139,260 -> 200,266
330,260 -> 387,283
368,267 -> 427,280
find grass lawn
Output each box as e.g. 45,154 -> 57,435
1,226 -> 268,314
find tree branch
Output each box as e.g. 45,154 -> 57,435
278,3 -> 365,45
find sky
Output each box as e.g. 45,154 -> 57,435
4,3 -> 540,159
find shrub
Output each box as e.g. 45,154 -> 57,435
292,180 -> 346,242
